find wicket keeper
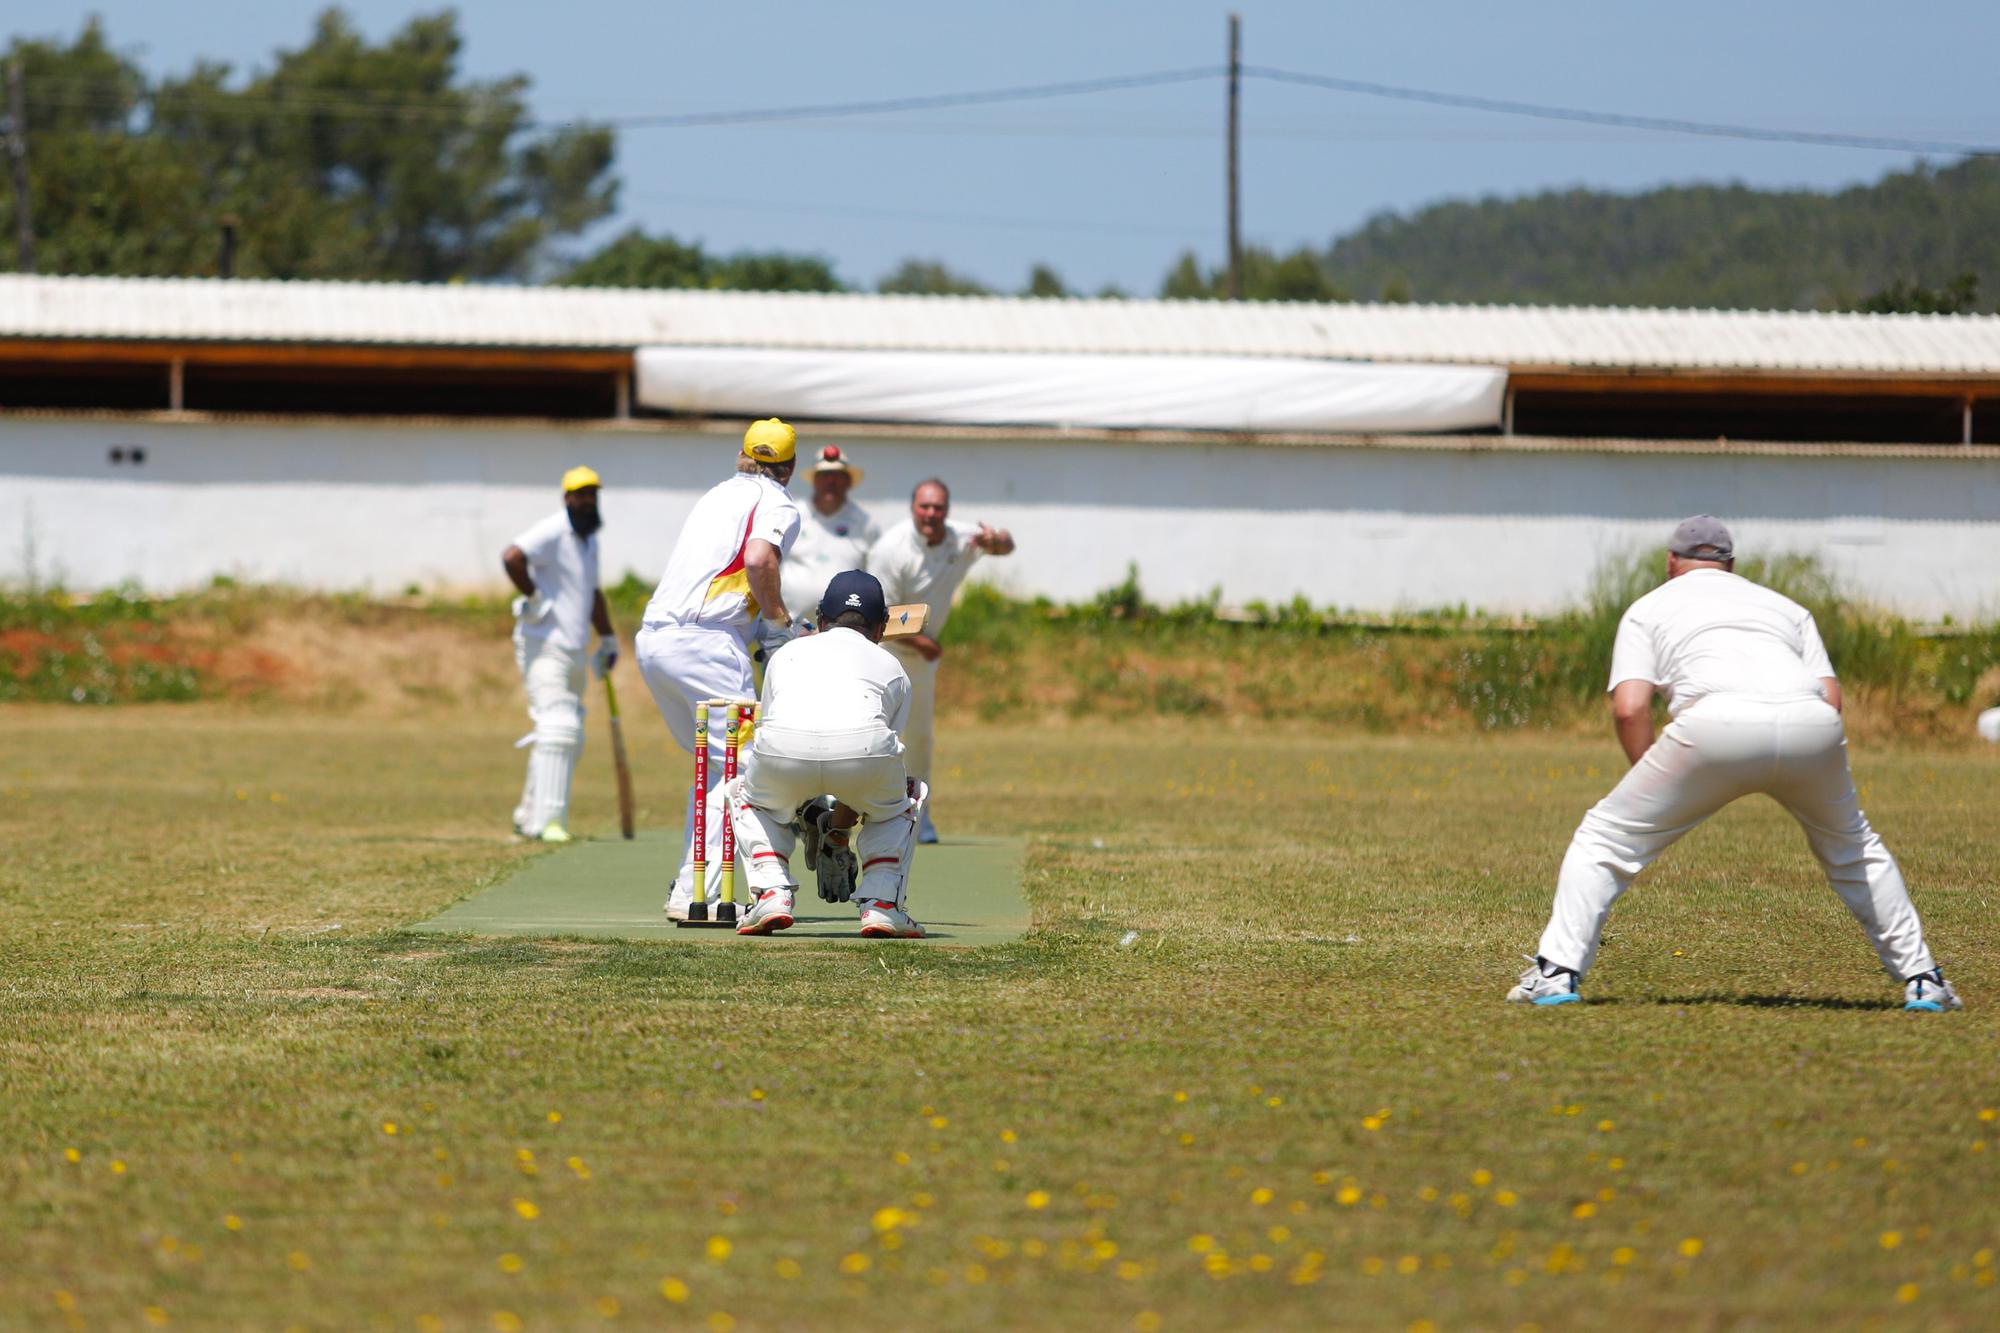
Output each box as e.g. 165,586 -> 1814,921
724,570 -> 928,938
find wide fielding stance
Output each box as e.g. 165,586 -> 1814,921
1511,515 -> 1962,1012
725,570 -> 928,939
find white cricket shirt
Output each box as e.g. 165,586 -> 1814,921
781,498 -> 881,624
642,474 -> 801,634
866,519 -> 985,638
1607,568 -> 1835,716
754,627 -> 912,759
511,510 -> 600,652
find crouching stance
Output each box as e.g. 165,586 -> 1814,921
1511,515 -> 1960,1012
726,570 -> 927,938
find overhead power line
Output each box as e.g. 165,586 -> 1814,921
1243,65 -> 2000,158
573,66 -> 1224,131
18,59 -> 2000,159
21,66 -> 1224,130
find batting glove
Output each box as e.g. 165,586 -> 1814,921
591,637 -> 619,678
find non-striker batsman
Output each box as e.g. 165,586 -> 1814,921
500,467 -> 618,842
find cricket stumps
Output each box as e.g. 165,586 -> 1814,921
679,697 -> 755,930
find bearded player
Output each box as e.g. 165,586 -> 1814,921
500,467 -> 618,842
1510,515 -> 1961,1012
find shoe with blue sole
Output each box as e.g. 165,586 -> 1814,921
1904,968 -> 1963,1012
1507,955 -> 1582,1006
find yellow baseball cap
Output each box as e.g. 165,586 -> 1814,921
742,418 -> 797,465
562,465 -> 601,492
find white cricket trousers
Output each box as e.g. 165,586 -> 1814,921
1539,693 -> 1936,981
731,728 -> 921,909
885,643 -> 939,782
512,632 -> 586,835
634,622 -> 757,893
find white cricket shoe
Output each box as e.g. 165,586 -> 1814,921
736,888 -> 796,936
858,898 -> 925,939
1904,968 -> 1964,1012
1506,955 -> 1581,1006
538,823 -> 572,845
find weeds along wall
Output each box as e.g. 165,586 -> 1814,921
6,415 -> 2000,619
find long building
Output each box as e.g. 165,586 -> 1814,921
3,273 -> 1999,617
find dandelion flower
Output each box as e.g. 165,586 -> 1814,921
658,1277 -> 689,1304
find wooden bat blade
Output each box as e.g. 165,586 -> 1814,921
882,603 -> 930,639
603,674 -> 637,840
610,717 -> 636,840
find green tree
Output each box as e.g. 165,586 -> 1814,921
877,258 -> 990,296
1314,159 -> 2000,311
1157,246 -> 1347,302
1024,263 -> 1069,298
560,228 -> 843,291
2,9 -> 616,281
1853,272 -> 1981,315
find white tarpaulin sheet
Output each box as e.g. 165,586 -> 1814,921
636,347 -> 1507,434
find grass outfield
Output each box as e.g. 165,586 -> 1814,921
2,704 -> 1997,1330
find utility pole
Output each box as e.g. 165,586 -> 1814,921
6,60 -> 32,274
1225,13 -> 1242,300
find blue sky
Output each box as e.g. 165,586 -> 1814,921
14,1 -> 2000,293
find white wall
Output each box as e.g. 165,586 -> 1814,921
6,416 -> 2000,619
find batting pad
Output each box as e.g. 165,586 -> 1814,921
412,831 -> 1029,945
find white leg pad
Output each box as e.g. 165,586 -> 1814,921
727,777 -> 799,892
525,741 -> 578,834
855,780 -> 924,911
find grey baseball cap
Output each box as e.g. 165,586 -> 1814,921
1668,514 -> 1734,560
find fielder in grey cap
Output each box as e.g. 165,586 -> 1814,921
1509,515 -> 1961,1011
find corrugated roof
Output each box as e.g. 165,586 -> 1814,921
6,273 -> 2000,374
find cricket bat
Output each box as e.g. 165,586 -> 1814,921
882,603 -> 930,639
602,673 -> 636,840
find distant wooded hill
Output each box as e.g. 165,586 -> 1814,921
1313,158 -> 2000,311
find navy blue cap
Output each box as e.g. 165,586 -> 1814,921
818,569 -> 888,626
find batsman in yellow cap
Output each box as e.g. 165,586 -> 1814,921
634,420 -> 805,919
500,466 -> 617,842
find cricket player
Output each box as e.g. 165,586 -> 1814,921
724,570 -> 927,938
780,444 -> 880,627
1510,515 -> 1962,1012
501,466 -> 617,842
867,478 -> 1015,843
635,420 -> 802,915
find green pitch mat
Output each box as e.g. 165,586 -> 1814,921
413,831 -> 1028,945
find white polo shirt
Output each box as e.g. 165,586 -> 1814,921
866,519 -> 985,639
1608,569 -> 1835,716
643,474 -> 801,635
754,626 -> 912,759
511,510 -> 600,652
781,498 -> 881,624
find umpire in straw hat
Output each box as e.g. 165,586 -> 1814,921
781,443 -> 882,629
633,420 -> 804,920
501,466 -> 617,842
